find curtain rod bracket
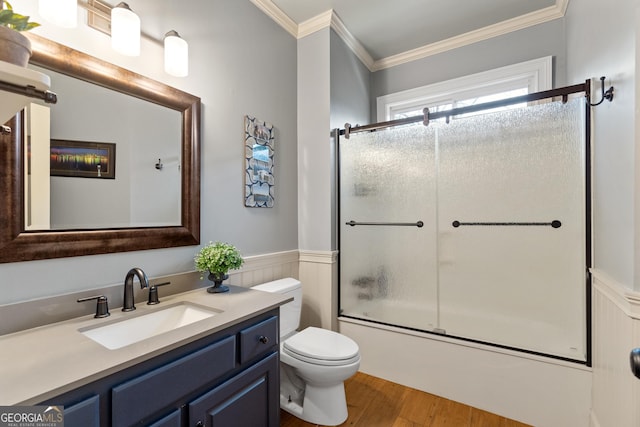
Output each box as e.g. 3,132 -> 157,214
422,107 -> 430,126
589,76 -> 614,107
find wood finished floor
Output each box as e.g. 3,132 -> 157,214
280,372 -> 532,427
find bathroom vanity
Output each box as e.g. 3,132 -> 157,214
0,285 -> 289,427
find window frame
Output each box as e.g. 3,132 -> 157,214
376,56 -> 552,122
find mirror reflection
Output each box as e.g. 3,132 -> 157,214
0,33 -> 200,264
26,65 -> 182,230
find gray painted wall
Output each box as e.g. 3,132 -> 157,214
330,30 -> 371,130
565,0 -> 638,290
329,29 -> 372,249
370,19 -> 567,119
1,0 -> 298,304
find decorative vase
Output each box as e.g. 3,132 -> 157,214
0,27 -> 32,67
206,272 -> 229,293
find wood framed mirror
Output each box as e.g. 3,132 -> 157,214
0,34 -> 200,263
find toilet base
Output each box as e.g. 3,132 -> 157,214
280,382 -> 348,426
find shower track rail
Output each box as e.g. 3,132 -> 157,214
339,79 -> 611,137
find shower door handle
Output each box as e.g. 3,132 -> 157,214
631,348 -> 640,379
452,220 -> 562,228
346,220 -> 424,228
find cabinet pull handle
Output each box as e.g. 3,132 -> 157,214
196,421 -> 203,427
259,335 -> 269,344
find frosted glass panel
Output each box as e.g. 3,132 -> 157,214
437,99 -> 586,360
338,98 -> 587,362
339,126 -> 438,330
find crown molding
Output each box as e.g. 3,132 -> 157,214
373,1 -> 569,71
249,0 -> 298,38
298,9 -> 333,38
251,0 -> 569,72
329,12 -> 375,71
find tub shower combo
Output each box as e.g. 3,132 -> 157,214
338,80 -> 613,364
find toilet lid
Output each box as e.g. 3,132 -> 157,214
283,327 -> 359,363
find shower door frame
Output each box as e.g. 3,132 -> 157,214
336,81 -> 594,366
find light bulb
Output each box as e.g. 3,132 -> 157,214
111,2 -> 140,57
164,30 -> 189,77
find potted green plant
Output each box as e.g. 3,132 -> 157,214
0,1 -> 40,67
195,241 -> 244,293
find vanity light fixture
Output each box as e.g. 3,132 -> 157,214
110,2 -> 140,57
164,30 -> 189,77
75,0 -> 189,77
39,0 -> 78,28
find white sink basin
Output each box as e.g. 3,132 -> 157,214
80,302 -> 220,350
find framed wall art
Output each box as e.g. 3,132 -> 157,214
244,115 -> 274,207
50,139 -> 116,179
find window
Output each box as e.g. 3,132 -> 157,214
376,56 -> 552,122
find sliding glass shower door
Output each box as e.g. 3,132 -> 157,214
339,126 -> 438,331
339,98 -> 587,361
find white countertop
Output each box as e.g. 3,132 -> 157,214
0,285 -> 290,405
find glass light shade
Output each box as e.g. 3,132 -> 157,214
111,3 -> 140,57
38,0 -> 77,28
164,31 -> 189,77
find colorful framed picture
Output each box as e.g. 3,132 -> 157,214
244,116 -> 274,207
50,139 -> 116,179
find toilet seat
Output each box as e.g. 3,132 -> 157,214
283,327 -> 360,366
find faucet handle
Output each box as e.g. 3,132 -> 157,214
147,281 -> 171,305
77,295 -> 110,318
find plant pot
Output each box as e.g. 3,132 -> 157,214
206,272 -> 229,294
0,26 -> 32,67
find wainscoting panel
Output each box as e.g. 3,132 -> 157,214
228,250 -> 299,287
298,250 -> 338,331
590,269 -> 640,427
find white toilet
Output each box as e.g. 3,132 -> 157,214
252,278 -> 360,426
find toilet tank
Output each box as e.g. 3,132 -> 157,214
252,278 -> 302,339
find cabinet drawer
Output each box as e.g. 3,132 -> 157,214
239,316 -> 278,364
64,395 -> 99,427
112,335 -> 235,426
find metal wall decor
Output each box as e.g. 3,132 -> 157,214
244,115 -> 274,207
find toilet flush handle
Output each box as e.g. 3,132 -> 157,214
259,335 -> 269,344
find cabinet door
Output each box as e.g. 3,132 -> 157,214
188,352 -> 279,427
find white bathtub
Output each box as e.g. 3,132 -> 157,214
341,297 -> 585,362
338,313 -> 592,427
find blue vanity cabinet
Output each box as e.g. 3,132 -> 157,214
38,309 -> 280,427
188,352 -> 278,427
111,335 -> 237,426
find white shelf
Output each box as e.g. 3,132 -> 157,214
0,60 -> 51,124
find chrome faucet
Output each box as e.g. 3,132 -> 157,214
122,267 -> 149,312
